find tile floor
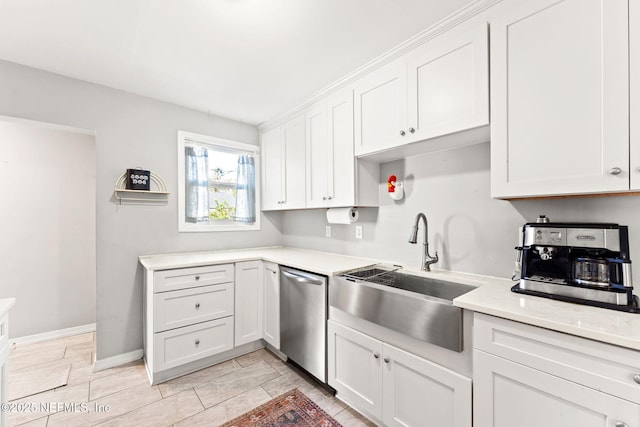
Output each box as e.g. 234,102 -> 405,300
6,333 -> 376,426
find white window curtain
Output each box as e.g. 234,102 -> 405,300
185,146 -> 209,223
234,154 -> 256,224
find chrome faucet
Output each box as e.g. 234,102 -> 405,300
408,212 -> 439,271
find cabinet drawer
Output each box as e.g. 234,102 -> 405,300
153,264 -> 234,293
154,317 -> 234,372
474,313 -> 640,403
154,283 -> 234,332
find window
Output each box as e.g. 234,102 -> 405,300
178,130 -> 260,232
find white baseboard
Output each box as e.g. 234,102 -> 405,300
11,323 -> 96,346
94,349 -> 144,372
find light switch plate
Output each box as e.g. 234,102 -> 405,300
355,225 -> 363,239
325,226 -> 331,238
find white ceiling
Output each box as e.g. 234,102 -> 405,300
0,0 -> 472,125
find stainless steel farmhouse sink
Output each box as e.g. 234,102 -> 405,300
330,266 -> 476,352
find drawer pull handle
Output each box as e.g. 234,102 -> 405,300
195,303 -> 200,310
195,275 -> 200,281
373,352 -> 379,359
383,357 -> 390,364
195,339 -> 200,346
633,374 -> 640,385
615,422 -> 628,427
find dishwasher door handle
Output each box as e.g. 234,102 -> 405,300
281,270 -> 324,285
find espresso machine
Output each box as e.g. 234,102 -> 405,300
512,216 -> 639,312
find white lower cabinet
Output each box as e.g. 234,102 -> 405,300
262,261 -> 280,349
474,351 -> 640,427
328,320 -> 472,427
145,264 -> 238,383
328,319 -> 384,419
473,314 -> 640,427
234,261 -> 263,347
154,317 -> 234,372
0,310 -> 11,427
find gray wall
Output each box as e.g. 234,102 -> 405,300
282,142 -> 640,283
0,60 -> 282,360
0,119 -> 96,338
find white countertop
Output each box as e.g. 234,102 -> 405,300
139,246 -> 640,351
0,298 -> 15,318
139,246 -> 377,276
453,278 -> 640,351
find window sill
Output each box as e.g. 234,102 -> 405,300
178,222 -> 261,233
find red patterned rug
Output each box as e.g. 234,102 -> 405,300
220,388 -> 343,427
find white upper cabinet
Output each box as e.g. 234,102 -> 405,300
354,58 -> 408,156
306,89 -> 378,208
631,0 -> 640,190
305,102 -> 329,208
261,126 -> 283,211
354,20 -> 489,159
406,20 -> 489,144
490,0 -> 630,198
261,115 -> 306,210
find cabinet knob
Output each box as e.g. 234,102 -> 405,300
327,196 -> 332,200
195,303 -> 200,310
322,196 -> 327,200
383,357 -> 390,364
409,127 -> 415,134
633,373 -> 640,384
615,422 -> 628,427
399,130 -> 406,136
195,339 -> 200,346
609,167 -> 623,175
373,352 -> 379,359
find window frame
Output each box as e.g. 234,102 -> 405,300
177,130 -> 261,232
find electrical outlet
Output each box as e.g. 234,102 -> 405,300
355,225 -> 363,239
325,226 -> 331,238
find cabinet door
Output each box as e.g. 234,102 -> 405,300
234,261 -> 263,346
474,350 -> 640,427
305,103 -> 328,208
327,320 -> 383,421
282,115 -> 306,209
406,20 -> 488,144
262,261 -> 280,349
0,314 -> 7,427
490,0 -> 629,198
261,127 -> 283,210
383,344 -> 472,427
631,0 -> 640,190
327,88 -> 356,207
354,58 -> 408,156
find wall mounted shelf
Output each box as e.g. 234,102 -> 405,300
114,171 -> 169,204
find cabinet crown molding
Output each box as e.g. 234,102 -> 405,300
258,0 -> 502,131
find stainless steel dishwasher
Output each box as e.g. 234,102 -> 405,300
280,267 -> 327,383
